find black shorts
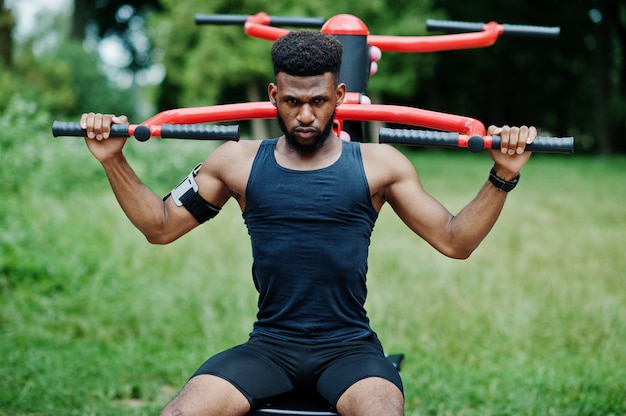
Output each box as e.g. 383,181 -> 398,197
191,334 -> 403,409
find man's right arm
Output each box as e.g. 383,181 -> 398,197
81,113 -> 224,244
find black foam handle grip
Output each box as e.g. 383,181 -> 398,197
500,24 -> 560,38
426,19 -> 485,33
492,135 -> 574,154
52,121 -> 130,137
194,14 -> 249,25
426,19 -> 560,38
160,124 -> 240,141
379,128 -> 459,148
379,128 -> 574,154
194,14 -> 325,28
52,121 -> 240,142
269,16 -> 325,28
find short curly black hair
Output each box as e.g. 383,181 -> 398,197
271,30 -> 343,80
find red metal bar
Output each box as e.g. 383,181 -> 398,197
337,104 -> 486,136
244,13 -> 289,41
368,22 -> 500,53
242,13 -> 501,54
140,102 -> 485,137
141,102 -> 277,125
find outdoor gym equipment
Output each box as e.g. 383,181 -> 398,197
51,11 -> 573,416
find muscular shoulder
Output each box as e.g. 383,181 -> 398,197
360,143 -> 418,185
207,139 -> 262,165
196,139 -> 263,207
359,143 -> 419,209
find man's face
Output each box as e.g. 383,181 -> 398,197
269,72 -> 345,153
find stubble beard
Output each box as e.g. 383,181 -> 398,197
277,112 -> 335,154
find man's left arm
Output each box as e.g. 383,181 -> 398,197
382,125 -> 536,259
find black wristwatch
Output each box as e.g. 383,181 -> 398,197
488,167 -> 520,192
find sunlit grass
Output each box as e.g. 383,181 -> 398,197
1,144 -> 625,415
367,152 -> 626,415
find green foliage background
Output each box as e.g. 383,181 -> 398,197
150,0 -> 437,109
145,0 -> 626,153
2,0 -> 624,151
1,1 -> 626,414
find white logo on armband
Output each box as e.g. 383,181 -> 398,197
170,163 -> 202,207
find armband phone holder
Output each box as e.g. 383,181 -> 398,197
168,164 -> 220,223
171,164 -> 203,207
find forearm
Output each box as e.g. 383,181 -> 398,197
446,179 -> 509,258
100,153 -> 170,240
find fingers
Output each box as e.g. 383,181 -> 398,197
491,125 -> 537,155
506,126 -> 521,155
112,115 -> 129,124
79,113 -> 88,129
487,125 -> 501,136
527,125 -> 538,144
80,113 -> 127,141
369,45 -> 382,62
81,112 -> 106,140
369,45 -> 382,76
370,62 -> 378,76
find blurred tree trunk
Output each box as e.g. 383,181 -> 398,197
0,0 -> 14,66
606,0 -> 626,152
247,82 -> 269,140
71,0 -> 93,40
594,0 -> 612,155
593,0 -> 626,155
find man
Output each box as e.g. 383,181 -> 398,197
81,30 -> 536,416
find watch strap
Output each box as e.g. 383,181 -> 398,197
488,167 -> 520,192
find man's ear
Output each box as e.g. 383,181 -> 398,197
336,83 -> 346,107
268,83 -> 278,107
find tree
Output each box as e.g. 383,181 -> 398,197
54,0 -> 626,153
72,0 -> 162,74
425,0 -> 625,154
592,0 -> 626,154
0,0 -> 14,66
149,0 -> 437,138
0,1 -> 137,118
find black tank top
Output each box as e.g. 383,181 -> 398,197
243,138 -> 378,344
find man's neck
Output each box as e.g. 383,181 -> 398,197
275,135 -> 343,170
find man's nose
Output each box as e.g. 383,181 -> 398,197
297,104 -> 315,124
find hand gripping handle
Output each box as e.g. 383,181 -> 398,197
51,121 -> 240,142
51,121 -> 131,138
378,128 -> 574,154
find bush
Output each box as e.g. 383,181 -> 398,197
0,39 -> 137,119
0,96 -> 108,193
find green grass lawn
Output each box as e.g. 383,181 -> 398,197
1,131 -> 625,415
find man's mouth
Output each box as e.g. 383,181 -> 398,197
294,127 -> 318,139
